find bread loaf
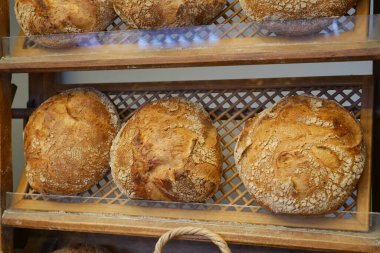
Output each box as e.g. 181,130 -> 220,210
239,0 -> 357,35
111,98 -> 222,202
24,88 -> 120,195
113,0 -> 226,29
15,0 -> 116,47
234,96 -> 366,215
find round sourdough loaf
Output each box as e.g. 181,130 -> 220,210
113,0 -> 226,29
239,0 -> 357,35
111,98 -> 222,202
14,0 -> 116,47
234,96 -> 366,215
24,88 -> 120,195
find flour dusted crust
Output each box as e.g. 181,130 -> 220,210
240,0 -> 357,35
234,96 -> 366,215
15,0 -> 116,35
111,98 -> 222,202
14,0 -> 116,47
24,88 -> 121,194
113,0 -> 226,29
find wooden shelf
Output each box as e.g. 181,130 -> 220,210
3,202 -> 380,253
3,76 -> 378,252
1,0 -> 380,251
1,14 -> 379,73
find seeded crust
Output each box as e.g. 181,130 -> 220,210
240,0 -> 357,35
234,96 -> 366,215
113,0 -> 226,29
24,88 -> 121,195
111,98 -> 223,202
14,0 -> 116,47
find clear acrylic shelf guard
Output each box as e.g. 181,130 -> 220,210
3,192 -> 380,251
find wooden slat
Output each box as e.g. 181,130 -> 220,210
53,76 -> 371,92
6,199 -> 369,232
0,0 -> 10,56
1,38 -> 380,73
11,108 -> 35,119
356,77 -> 374,230
372,0 -> 380,214
3,210 -> 379,253
0,73 -> 13,253
0,0 -> 13,252
28,73 -> 57,106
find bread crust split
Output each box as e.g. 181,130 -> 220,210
235,95 -> 366,215
111,98 -> 223,202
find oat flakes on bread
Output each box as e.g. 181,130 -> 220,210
113,0 -> 226,29
239,0 -> 357,35
111,98 -> 223,202
234,95 -> 366,215
24,88 -> 120,195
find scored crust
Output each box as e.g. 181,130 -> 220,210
24,88 -> 121,195
113,0 -> 226,29
234,96 -> 366,215
240,0 -> 357,35
110,98 -> 223,202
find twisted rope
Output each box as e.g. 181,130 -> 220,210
154,227 -> 231,253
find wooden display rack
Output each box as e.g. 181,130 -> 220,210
1,0 -> 380,252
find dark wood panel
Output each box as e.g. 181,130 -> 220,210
13,229 -> 329,253
0,73 -> 14,253
372,1 -> 380,213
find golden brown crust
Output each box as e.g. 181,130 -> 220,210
15,0 -> 116,35
111,98 -> 222,202
113,0 -> 226,29
240,0 -> 357,35
24,88 -> 120,195
234,96 -> 366,215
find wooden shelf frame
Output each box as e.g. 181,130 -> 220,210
1,0 -> 380,252
3,207 -> 380,253
0,0 -> 376,73
2,75 -> 379,253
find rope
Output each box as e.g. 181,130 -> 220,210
154,227 -> 231,253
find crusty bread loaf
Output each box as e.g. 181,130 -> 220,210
113,0 -> 226,29
24,88 -> 120,195
52,245 -> 109,253
234,96 -> 366,215
111,98 -> 222,202
239,0 -> 357,35
15,0 -> 116,47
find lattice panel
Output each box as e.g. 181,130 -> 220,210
23,0 -> 360,49
25,86 -> 363,219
